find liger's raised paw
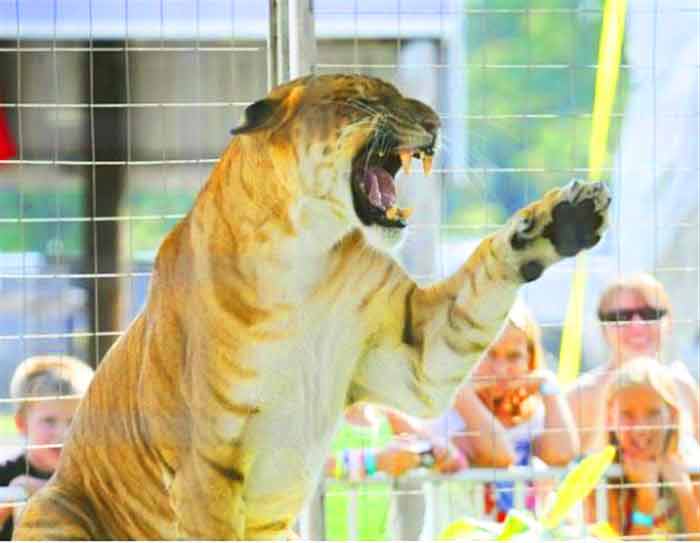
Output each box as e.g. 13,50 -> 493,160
507,179 -> 611,282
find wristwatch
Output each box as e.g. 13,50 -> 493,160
418,447 -> 436,469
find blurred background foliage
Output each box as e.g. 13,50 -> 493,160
0,0 -> 628,258
445,0 -> 627,235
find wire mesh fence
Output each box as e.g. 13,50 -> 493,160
0,0 -> 698,540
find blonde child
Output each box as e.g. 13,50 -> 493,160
0,355 -> 93,539
593,356 -> 700,538
429,300 -> 579,521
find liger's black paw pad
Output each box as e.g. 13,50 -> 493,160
519,261 -> 544,283
543,199 -> 603,257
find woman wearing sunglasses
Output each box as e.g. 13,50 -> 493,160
566,273 -> 700,455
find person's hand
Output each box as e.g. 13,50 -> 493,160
377,444 -> 420,477
518,369 -> 558,396
469,375 -> 493,393
433,443 -> 468,474
470,359 -> 498,392
660,453 -> 692,487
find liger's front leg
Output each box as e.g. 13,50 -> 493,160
352,179 -> 610,417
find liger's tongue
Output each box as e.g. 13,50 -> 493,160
363,167 -> 396,210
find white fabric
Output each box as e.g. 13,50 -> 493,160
426,407 -> 468,441
503,403 -> 545,449
426,402 -> 546,455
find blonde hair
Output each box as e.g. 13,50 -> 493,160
597,272 -> 671,319
607,356 -> 684,454
507,298 -> 544,372
10,355 -> 94,415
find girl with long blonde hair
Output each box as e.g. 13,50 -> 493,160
594,357 -> 700,537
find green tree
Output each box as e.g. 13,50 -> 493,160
447,0 -> 626,232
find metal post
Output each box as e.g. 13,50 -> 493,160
348,487 -> 358,539
269,0 -> 316,88
298,483 -> 325,540
276,0 -> 290,84
267,0 -> 280,89
289,0 -> 317,78
474,483 -> 486,517
595,479 -> 609,524
83,40 -> 127,366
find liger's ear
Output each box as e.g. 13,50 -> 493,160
230,98 -> 282,135
230,85 -> 305,136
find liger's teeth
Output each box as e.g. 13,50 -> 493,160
399,149 -> 412,175
386,206 -> 413,221
386,207 -> 400,221
422,155 -> 433,176
398,207 -> 413,220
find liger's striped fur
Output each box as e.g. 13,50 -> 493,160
14,74 -> 610,540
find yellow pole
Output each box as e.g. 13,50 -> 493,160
557,0 -> 627,385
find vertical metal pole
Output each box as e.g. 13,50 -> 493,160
267,0 -> 280,89
83,40 -> 127,366
595,479 -> 608,525
348,487 -> 358,540
299,483 -> 325,540
289,0 -> 317,78
474,483 -> 485,517
513,480 -> 525,510
319,482 -> 326,539
276,0 -> 290,84
414,479 -> 434,540
270,0 -> 316,87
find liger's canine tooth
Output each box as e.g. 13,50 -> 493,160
386,207 -> 400,221
398,207 -> 414,220
399,149 -> 412,175
422,155 -> 433,176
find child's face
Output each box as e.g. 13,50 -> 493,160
474,325 -> 531,393
609,384 -> 674,461
16,399 -> 80,473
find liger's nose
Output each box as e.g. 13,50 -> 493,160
421,115 -> 440,152
422,116 -> 440,134
404,98 -> 441,133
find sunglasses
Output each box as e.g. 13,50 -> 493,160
598,306 -> 668,323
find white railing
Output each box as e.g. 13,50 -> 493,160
298,464 -> 700,540
300,465 -> 575,540
1,465 -> 698,540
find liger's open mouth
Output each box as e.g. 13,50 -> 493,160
351,138 -> 435,228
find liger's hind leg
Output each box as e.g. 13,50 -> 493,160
170,446 -> 247,539
13,487 -> 100,540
